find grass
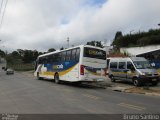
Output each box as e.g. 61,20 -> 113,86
7,63 -> 34,71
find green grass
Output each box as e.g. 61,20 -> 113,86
7,63 -> 34,71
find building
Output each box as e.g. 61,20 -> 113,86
120,45 -> 160,71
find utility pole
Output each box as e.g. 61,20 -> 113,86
67,37 -> 69,48
130,30 -> 134,35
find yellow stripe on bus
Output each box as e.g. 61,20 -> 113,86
40,64 -> 77,76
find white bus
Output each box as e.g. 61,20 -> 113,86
34,45 -> 107,83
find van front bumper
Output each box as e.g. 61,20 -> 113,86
139,75 -> 159,83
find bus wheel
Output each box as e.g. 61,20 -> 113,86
110,75 -> 115,82
37,72 -> 41,80
54,73 -> 60,84
133,79 -> 141,87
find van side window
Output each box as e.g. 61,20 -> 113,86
107,59 -> 110,69
127,61 -> 134,70
119,62 -> 126,69
110,62 -> 117,69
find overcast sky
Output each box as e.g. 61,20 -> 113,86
0,0 -> 160,52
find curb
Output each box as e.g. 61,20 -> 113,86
145,92 -> 160,97
108,85 -> 160,97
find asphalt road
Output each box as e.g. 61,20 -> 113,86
0,71 -> 160,114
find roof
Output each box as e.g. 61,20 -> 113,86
109,57 -> 147,62
120,45 -> 160,56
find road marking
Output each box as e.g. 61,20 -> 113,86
118,103 -> 145,111
82,94 -> 100,100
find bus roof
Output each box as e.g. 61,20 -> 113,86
38,45 -> 105,58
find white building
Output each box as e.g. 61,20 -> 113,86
120,45 -> 160,57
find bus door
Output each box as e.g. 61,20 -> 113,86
65,48 -> 80,81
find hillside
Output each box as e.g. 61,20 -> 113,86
112,29 -> 160,47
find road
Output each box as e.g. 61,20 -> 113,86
0,71 -> 160,114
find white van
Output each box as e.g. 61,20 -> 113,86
108,57 -> 159,86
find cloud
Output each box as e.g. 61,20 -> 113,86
1,0 -> 160,52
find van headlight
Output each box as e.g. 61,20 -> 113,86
141,72 -> 146,76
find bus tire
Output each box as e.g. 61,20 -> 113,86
37,72 -> 42,80
54,73 -> 60,84
133,78 -> 141,87
110,75 -> 116,82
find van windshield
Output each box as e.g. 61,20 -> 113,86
133,61 -> 152,69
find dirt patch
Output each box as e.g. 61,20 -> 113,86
125,87 -> 160,96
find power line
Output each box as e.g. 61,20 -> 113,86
0,0 -> 8,30
0,0 -> 3,15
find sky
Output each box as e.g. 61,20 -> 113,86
0,0 -> 160,52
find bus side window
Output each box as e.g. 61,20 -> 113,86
44,57 -> 48,64
76,48 -> 80,61
38,58 -> 42,64
71,49 -> 76,61
58,53 -> 62,62
48,55 -> 53,63
54,53 -> 61,62
39,57 -> 45,64
66,50 -> 71,61
62,51 -> 66,61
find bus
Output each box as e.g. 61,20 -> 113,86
34,45 -> 107,83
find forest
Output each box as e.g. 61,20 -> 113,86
112,29 -> 160,47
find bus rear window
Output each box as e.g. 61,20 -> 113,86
84,47 -> 106,60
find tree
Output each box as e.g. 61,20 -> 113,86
114,31 -> 123,40
60,47 -> 64,50
86,41 -> 103,48
48,48 -> 56,52
0,49 -> 5,57
112,31 -> 123,47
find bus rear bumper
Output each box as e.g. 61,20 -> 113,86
82,77 -> 106,82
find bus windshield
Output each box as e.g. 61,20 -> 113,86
133,61 -> 152,69
84,47 -> 106,60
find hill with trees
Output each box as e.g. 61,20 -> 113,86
112,29 -> 160,48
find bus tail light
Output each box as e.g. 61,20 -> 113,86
80,65 -> 84,75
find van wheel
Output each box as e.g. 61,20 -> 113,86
133,79 -> 141,86
54,73 -> 60,84
110,75 -> 116,82
152,81 -> 158,86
